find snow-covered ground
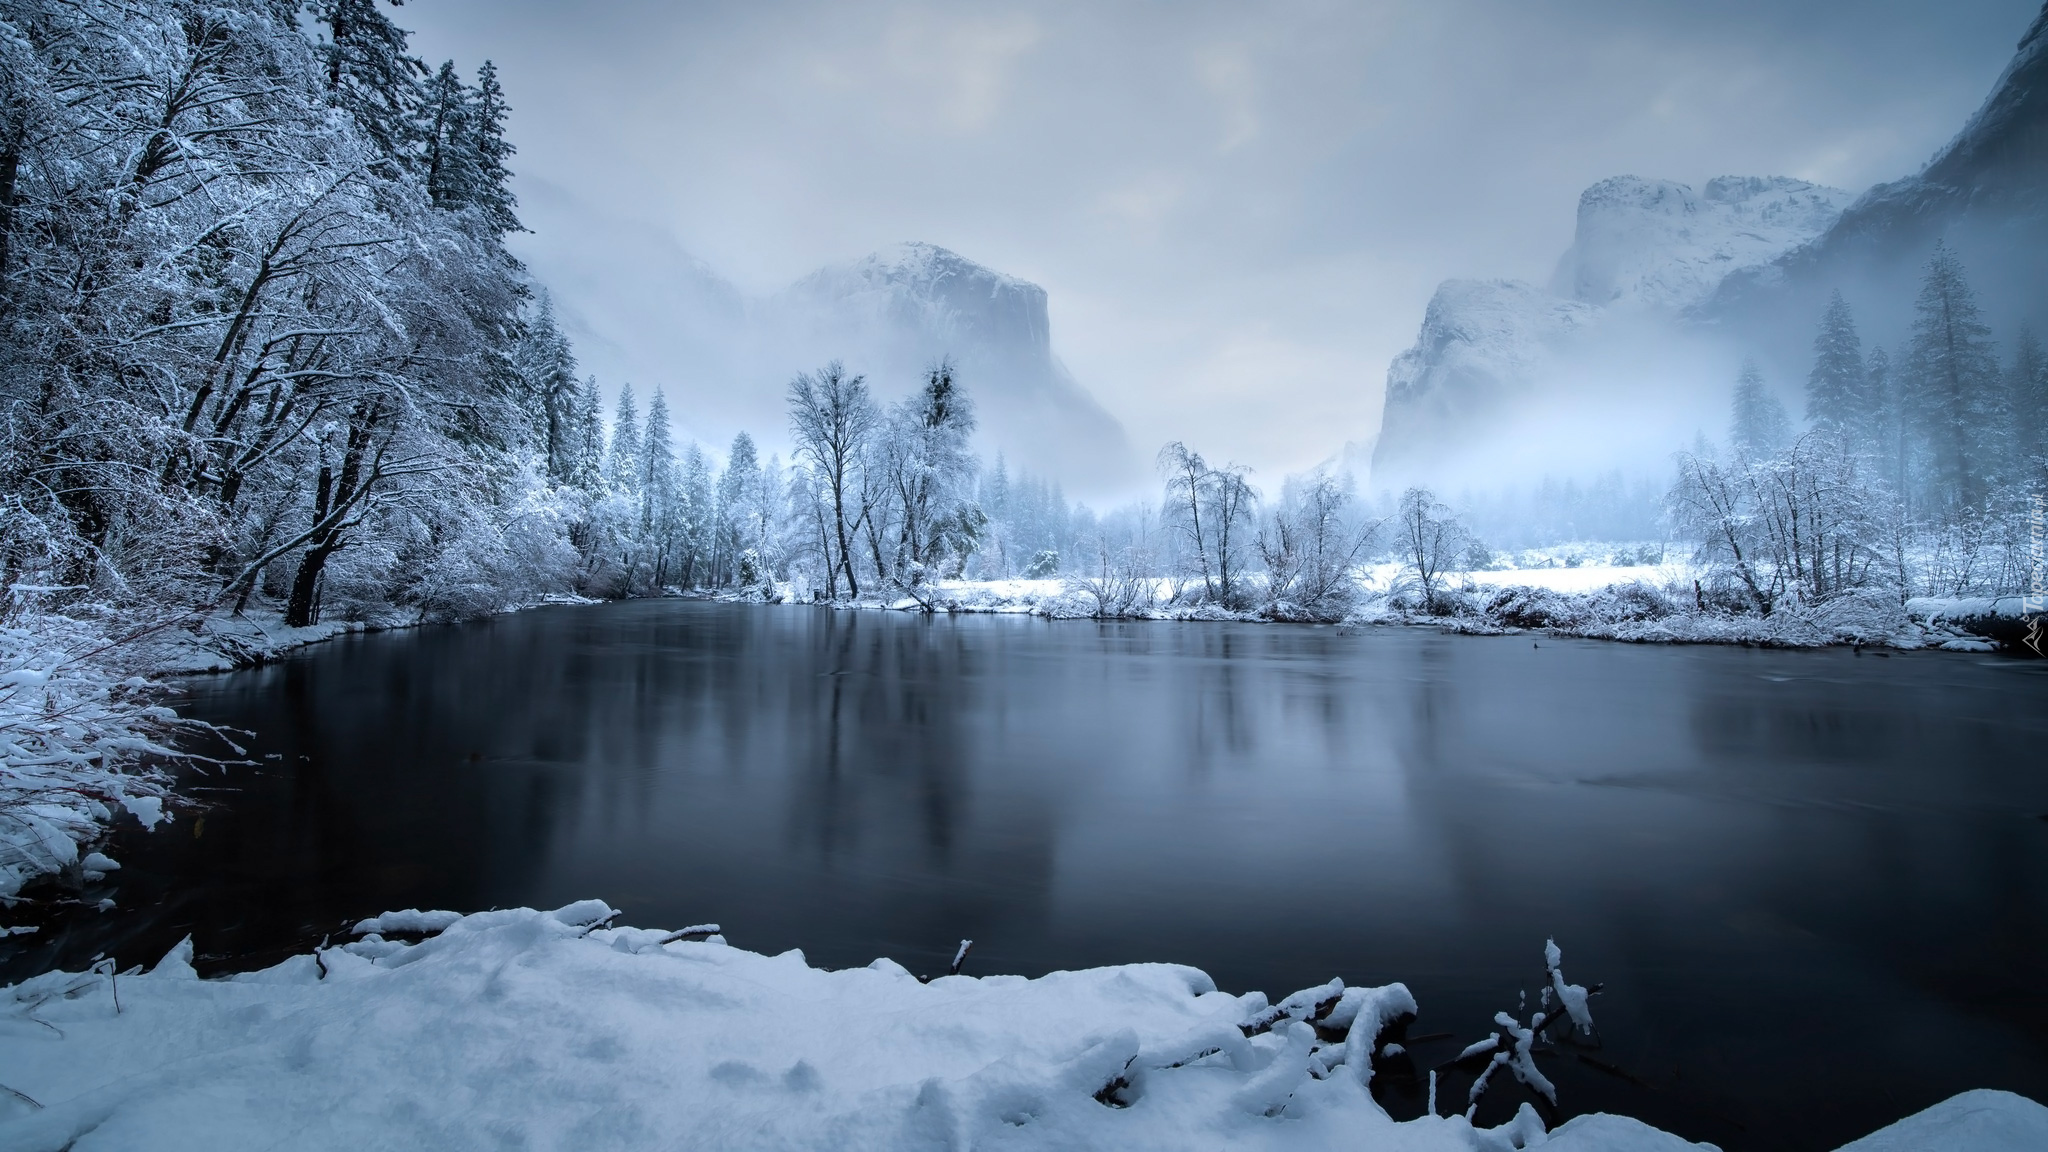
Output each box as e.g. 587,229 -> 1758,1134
3,901 -> 2042,1151
1458,564 -> 1677,594
0,612 -> 183,902
741,563 -> 2033,655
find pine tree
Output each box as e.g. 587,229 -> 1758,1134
1730,359 -> 1791,459
606,383 -> 641,494
469,61 -> 522,235
640,388 -> 676,534
518,293 -> 580,482
679,443 -> 715,586
1904,242 -> 2004,507
308,0 -> 424,165
2010,327 -> 2047,474
1867,345 -> 1906,494
421,61 -> 481,210
638,389 -> 677,583
1805,291 -> 1866,436
716,431 -> 760,584
570,376 -> 606,491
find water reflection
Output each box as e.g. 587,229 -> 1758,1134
3,602 -> 2045,1151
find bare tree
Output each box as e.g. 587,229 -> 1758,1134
1157,441 -> 1257,605
1398,487 -> 1469,609
1669,432 -> 1887,615
1158,442 -> 1213,597
787,362 -> 877,599
1260,470 -> 1378,619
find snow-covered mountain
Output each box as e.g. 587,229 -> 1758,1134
760,243 -> 1133,489
1372,1 -> 2047,492
1707,1 -> 2048,352
513,214 -> 1136,491
1553,176 -> 1853,311
1371,175 -> 1849,487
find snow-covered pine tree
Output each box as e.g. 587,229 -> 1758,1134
469,61 -> 522,236
640,389 -> 678,585
2010,327 -> 2047,476
308,0 -> 425,166
518,294 -> 581,482
1805,292 -> 1867,437
890,360 -> 978,573
571,376 -> 607,491
1867,345 -> 1907,495
422,61 -> 482,210
678,443 -> 714,587
1904,242 -> 2004,508
606,383 -> 642,496
715,431 -> 761,585
1730,359 -> 1792,460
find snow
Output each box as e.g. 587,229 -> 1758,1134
1832,1089 -> 2048,1152
1554,176 -> 1853,312
1460,565 -> 1676,595
3,901 -> 2038,1150
352,909 -> 463,935
1374,172 -> 1849,486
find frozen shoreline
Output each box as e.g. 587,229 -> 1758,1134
719,571 -> 2035,655
3,577 -> 2026,915
3,900 -> 2042,1151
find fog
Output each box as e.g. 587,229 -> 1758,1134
397,0 -> 2039,500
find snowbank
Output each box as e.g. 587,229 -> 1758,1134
145,610 -> 374,675
2,902 -> 2040,1151
740,571 -> 2035,654
0,613 -> 184,900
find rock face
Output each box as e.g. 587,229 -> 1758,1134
1708,1 -> 2048,346
1371,175 -> 1846,487
764,243 -> 1133,489
778,242 -> 1053,373
1373,1 -> 2048,491
1373,281 -> 1598,483
1555,176 -> 1854,311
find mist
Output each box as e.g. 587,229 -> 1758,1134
393,0 -> 2039,501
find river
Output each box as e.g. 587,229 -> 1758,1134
7,600 -> 2046,1150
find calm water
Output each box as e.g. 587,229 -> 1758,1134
7,601 -> 2047,1149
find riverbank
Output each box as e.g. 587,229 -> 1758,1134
4,900 -> 2043,1151
3,579 -> 2028,913
724,572 -> 2035,655
0,595 -> 603,902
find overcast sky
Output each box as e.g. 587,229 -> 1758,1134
399,0 -> 2038,487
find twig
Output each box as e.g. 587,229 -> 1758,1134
656,923 -> 720,946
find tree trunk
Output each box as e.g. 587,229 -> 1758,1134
284,543 -> 335,627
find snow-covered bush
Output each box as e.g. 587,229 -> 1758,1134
0,605 -> 197,899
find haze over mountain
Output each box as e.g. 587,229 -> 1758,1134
1706,1 -> 2048,365
1370,177 -> 1851,489
1371,0 -> 2048,493
522,215 -> 1133,490
395,0 -> 2037,499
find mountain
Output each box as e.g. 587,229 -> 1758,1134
512,204 -> 1137,492
1554,176 -> 1854,311
1370,176 -> 1849,488
1372,2 -> 2048,493
1707,2 -> 2048,353
762,243 -> 1134,490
